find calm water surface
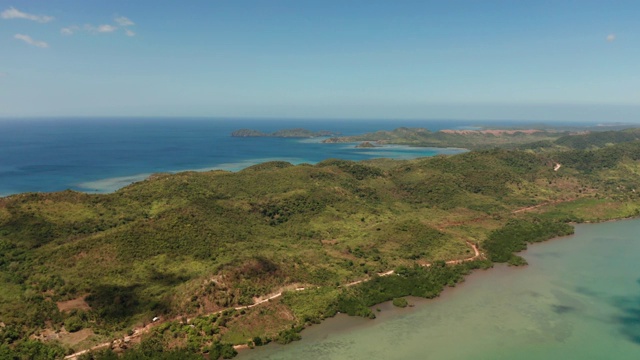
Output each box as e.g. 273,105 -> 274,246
0,118 -> 474,196
240,220 -> 640,359
0,118 -> 598,196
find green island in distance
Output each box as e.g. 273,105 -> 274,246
3,126 -> 640,359
231,128 -> 340,138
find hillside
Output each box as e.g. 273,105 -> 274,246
322,126 -> 640,151
2,137 -> 640,359
321,127 -> 565,149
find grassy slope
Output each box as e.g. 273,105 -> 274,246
2,139 -> 640,358
322,127 -> 565,149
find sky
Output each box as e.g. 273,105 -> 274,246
1,0 -> 639,121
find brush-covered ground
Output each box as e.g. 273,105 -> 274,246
2,132 -> 640,359
322,126 -> 640,151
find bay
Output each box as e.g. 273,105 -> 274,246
0,117 -> 598,197
0,118 -> 477,196
240,219 -> 640,359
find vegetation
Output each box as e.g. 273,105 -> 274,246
322,127 -> 565,149
392,297 -> 408,308
2,129 -> 640,358
231,128 -> 338,138
335,261 -> 490,319
483,218 -> 574,265
323,126 -> 640,152
76,338 -> 205,360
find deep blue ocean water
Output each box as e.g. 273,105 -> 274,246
0,118 -> 596,196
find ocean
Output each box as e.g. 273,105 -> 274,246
0,117 -> 534,197
239,219 -> 640,359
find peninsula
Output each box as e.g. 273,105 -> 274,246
322,126 -> 640,152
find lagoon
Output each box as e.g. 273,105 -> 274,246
240,219 -> 640,359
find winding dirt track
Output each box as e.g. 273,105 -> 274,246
65,241 -> 482,359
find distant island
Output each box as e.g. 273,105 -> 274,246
322,127 -> 563,150
322,126 -> 640,151
232,128 -> 340,138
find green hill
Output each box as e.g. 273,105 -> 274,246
322,127 -> 564,149
323,126 -> 640,151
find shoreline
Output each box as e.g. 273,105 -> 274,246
64,242 -> 482,359
60,212 -> 639,359
234,265 -> 509,358
235,216 -> 639,358
1,145 -> 465,198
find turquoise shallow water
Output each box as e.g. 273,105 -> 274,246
240,219 -> 640,359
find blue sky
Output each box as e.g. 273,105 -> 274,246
1,0 -> 639,121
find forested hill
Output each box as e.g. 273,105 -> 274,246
321,127 -> 564,149
3,138 -> 640,359
322,126 -> 640,151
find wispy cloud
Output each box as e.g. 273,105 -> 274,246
14,34 -> 49,48
115,16 -> 134,27
82,24 -> 117,33
606,34 -> 616,42
1,7 -> 53,23
61,25 -> 79,35
97,24 -> 117,33
64,15 -> 136,37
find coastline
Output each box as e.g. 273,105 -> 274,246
71,146 -> 464,195
58,208 -> 639,359
236,216 -> 639,358
238,216 -> 640,359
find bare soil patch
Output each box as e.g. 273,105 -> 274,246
59,328 -> 95,346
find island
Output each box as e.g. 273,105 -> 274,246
231,128 -> 340,138
355,141 -> 378,148
322,126 -> 640,151
3,129 -> 640,359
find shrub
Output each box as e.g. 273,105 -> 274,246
392,297 -> 408,308
64,316 -> 83,333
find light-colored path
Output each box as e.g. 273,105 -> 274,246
512,197 -> 577,214
66,243 -> 483,359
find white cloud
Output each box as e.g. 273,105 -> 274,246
115,16 -> 134,27
63,15 -> 135,37
1,7 -> 53,23
14,34 -> 49,48
61,25 -> 79,35
83,24 -> 117,33
97,24 -> 117,33
606,34 -> 616,42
